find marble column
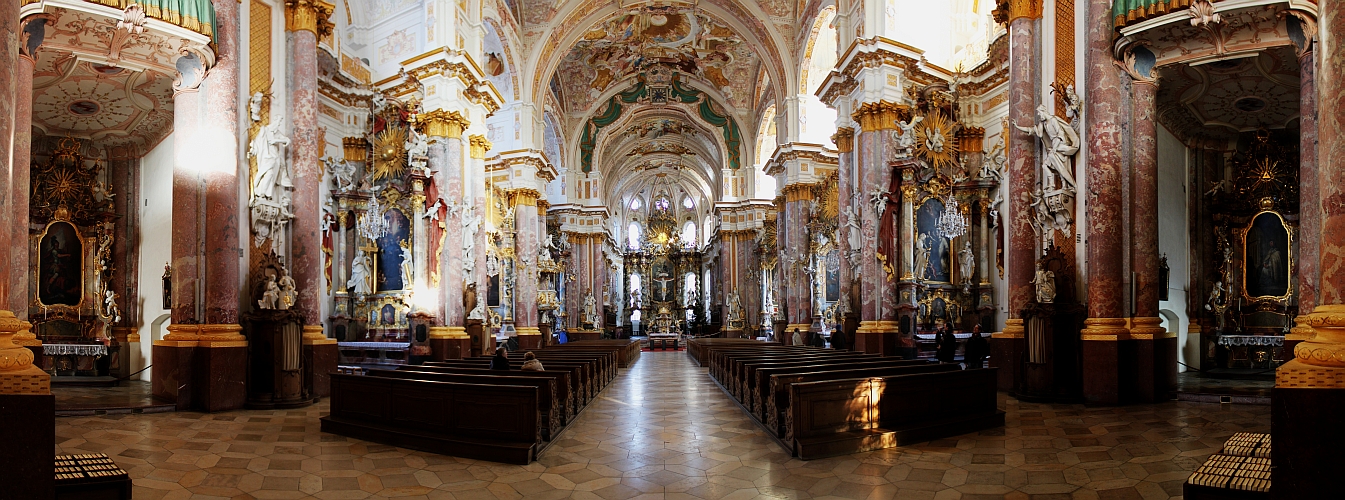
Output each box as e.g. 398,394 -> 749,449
1291,36 -> 1320,342
852,103 -> 901,354
286,0 -> 333,339
422,111 -> 468,356
0,0 -> 54,493
834,128 -> 856,329
1079,0 -> 1129,405
513,190 -> 542,348
1002,11 -> 1040,337
1273,9 -> 1345,496
782,186 -> 813,337
10,19 -> 43,318
204,0 -> 241,329
1129,77 -> 1172,402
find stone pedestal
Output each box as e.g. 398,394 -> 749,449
990,327 -> 1024,392
429,326 -> 470,360
0,393 -> 54,500
516,328 -> 542,350
1273,384 -> 1345,499
153,326 -> 248,412
304,342 -> 336,398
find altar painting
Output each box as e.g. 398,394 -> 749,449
824,251 -> 840,302
374,209 -> 410,292
1244,211 -> 1290,299
652,258 -> 674,302
39,221 -> 83,306
915,199 -> 951,283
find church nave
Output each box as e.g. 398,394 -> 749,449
53,351 -> 1269,499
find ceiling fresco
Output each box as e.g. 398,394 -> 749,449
1157,47 -> 1300,144
30,50 -> 176,153
553,6 -> 762,113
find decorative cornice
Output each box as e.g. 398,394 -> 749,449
419,109 -> 469,138
509,189 -> 542,207
318,79 -> 374,108
469,135 -> 492,159
284,0 -> 334,37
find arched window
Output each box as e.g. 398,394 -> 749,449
682,197 -> 695,210
627,221 -> 642,250
681,220 -> 697,248
703,214 -> 714,246
629,197 -> 642,211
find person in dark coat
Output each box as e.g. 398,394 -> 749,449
936,327 -> 958,364
489,347 -> 511,370
965,325 -> 989,369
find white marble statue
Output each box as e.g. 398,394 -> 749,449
406,129 -> 429,164
248,117 -> 294,249
400,243 -> 414,289
467,299 -> 486,320
981,142 -> 1007,181
1031,262 -> 1056,304
249,92 -> 264,122
103,289 -> 121,323
258,275 -> 281,309
895,116 -> 924,150
329,158 -> 356,192
462,205 -> 480,279
914,232 -> 931,280
870,188 -> 891,219
925,125 -> 946,153
279,273 -> 296,310
348,250 -> 373,295
727,291 -> 744,324
583,293 -> 599,327
683,281 -> 699,309
958,240 -> 976,284
843,205 -> 861,253
1016,104 -> 1080,195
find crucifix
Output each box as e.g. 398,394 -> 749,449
655,273 -> 673,301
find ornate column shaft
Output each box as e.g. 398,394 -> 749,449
1293,33 -> 1320,340
169,89 -> 203,330
782,185 -> 813,334
852,102 -> 901,352
285,0 -> 333,332
1003,8 -> 1041,337
11,20 -> 44,316
513,190 -> 542,343
1079,0 -> 1128,404
204,0 -> 241,328
1130,80 -> 1161,324
423,110 -> 468,336
834,128 -> 856,317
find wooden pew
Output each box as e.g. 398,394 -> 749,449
762,363 -> 961,437
322,374 -> 541,465
746,358 -> 931,416
729,353 -> 890,400
399,365 -> 577,419
786,368 -> 1003,459
368,369 -> 562,438
688,339 -> 781,366
505,351 -> 617,383
551,340 -> 642,367
429,360 -> 597,405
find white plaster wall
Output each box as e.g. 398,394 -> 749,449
134,133 -> 176,381
1156,125 -> 1193,371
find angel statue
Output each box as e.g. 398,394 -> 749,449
258,275 -> 281,309
583,293 -> 600,328
895,115 -> 924,150
279,273 -> 297,310
348,249 -> 374,295
1030,261 -> 1056,304
103,289 -> 122,323
958,240 -> 976,285
925,125 -> 946,153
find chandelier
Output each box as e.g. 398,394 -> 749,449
359,195 -> 390,240
936,194 -> 967,240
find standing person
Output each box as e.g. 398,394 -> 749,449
521,351 -> 544,371
935,326 -> 955,363
489,347 -> 511,370
965,325 -> 989,369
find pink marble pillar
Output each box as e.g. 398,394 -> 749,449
204,0 -> 240,326
1296,43 -> 1320,321
431,137 -> 464,327
855,129 -> 883,348
10,47 -> 36,316
1318,7 -> 1345,306
170,91 -> 202,325
0,0 -> 18,304
835,129 -> 855,320
782,190 -> 813,332
288,27 -> 323,328
1080,0 -> 1129,405
1131,81 -> 1160,320
1005,15 -> 1039,322
513,192 -> 541,343
721,235 -> 735,331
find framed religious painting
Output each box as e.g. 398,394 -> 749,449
39,221 -> 84,307
1242,211 -> 1292,300
652,258 -> 674,303
374,208 -> 411,292
915,198 -> 952,283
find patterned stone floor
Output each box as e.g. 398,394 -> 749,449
54,351 -> 1270,499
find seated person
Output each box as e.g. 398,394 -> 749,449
521,351 -> 544,371
489,347 -> 511,370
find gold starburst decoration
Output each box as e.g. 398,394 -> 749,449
915,110 -> 960,173
371,127 -> 408,182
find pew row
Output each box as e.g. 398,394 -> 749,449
321,374 -> 542,464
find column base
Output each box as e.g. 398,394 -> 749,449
1272,380 -> 1345,498
1129,317 -> 1177,403
152,335 -> 248,412
854,320 -> 902,356
305,342 -> 338,398
428,326 -> 470,360
1081,317 -> 1128,405
516,327 -> 542,350
991,319 -> 1026,392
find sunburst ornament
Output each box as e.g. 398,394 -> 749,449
371,127 -> 408,181
915,111 -> 960,173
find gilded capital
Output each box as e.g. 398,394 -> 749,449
343,137 -> 369,162
420,109 -> 470,139
1008,0 -> 1043,21
510,189 -> 541,207
833,127 -> 855,153
284,0 -> 335,36
852,101 -> 906,132
469,134 -> 492,159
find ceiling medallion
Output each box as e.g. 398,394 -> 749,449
67,100 -> 101,116
1233,96 -> 1268,113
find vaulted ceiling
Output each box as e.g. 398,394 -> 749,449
1157,47 -> 1301,146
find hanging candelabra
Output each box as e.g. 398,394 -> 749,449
359,194 -> 390,241
936,194 -> 967,240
